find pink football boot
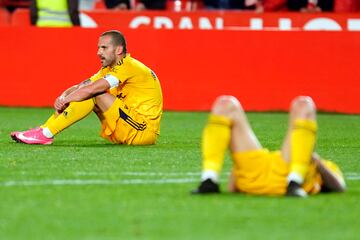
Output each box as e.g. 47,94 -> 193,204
11,127 -> 53,145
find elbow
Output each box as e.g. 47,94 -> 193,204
335,180 -> 346,193
332,186 -> 346,193
329,178 -> 346,193
336,176 -> 347,192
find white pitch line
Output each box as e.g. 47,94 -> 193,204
16,171 -> 359,178
345,172 -> 360,176
0,178 -> 198,187
74,171 -> 201,176
72,171 -> 360,180
346,176 -> 360,180
1,172 -> 359,187
344,173 -> 360,180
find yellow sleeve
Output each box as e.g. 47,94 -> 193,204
89,69 -> 104,82
108,65 -> 130,86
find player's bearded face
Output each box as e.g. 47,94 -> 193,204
97,36 -> 118,67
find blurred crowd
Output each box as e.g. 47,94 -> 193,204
0,0 -> 359,27
1,0 -> 360,13
104,0 -> 360,12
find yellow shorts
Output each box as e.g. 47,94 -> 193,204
232,149 -> 326,196
100,98 -> 159,145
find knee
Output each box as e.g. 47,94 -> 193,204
290,96 -> 316,119
94,93 -> 106,102
94,93 -> 116,113
211,95 -> 243,117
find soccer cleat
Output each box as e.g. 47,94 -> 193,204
286,181 -> 308,198
10,131 -> 21,138
10,127 -> 53,145
191,179 -> 220,194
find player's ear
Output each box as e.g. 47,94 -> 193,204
116,46 -> 123,55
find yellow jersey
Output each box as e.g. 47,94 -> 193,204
232,150 -> 344,196
90,54 -> 163,134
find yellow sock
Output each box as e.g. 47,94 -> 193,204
45,99 -> 95,136
201,115 -> 232,181
41,113 -> 58,128
288,119 -> 318,184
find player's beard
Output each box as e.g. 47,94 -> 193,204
101,52 -> 117,67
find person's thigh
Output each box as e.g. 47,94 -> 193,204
100,98 -> 157,145
94,93 -> 116,113
211,95 -> 262,153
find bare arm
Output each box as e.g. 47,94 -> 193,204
55,79 -> 110,112
59,79 -> 91,98
313,155 -> 346,193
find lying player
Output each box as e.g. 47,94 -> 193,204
11,30 -> 163,145
192,95 -> 346,197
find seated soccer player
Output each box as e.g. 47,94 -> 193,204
11,30 -> 163,145
192,95 -> 346,197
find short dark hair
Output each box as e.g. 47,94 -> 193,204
101,30 -> 127,54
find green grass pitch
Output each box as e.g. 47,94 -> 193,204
0,107 -> 359,240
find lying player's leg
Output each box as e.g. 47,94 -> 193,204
281,96 -> 317,197
11,99 -> 95,145
193,95 -> 262,194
